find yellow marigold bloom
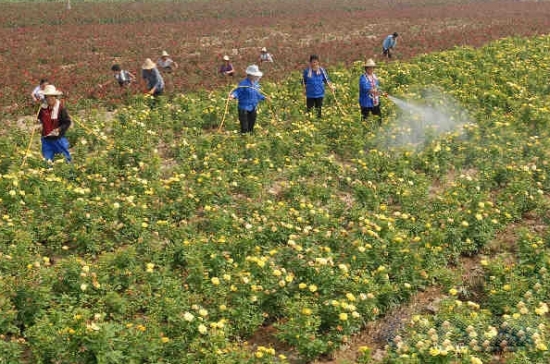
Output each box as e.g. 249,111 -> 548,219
449,288 -> 458,296
536,342 -> 548,351
146,263 -> 155,273
198,324 -> 207,334
346,293 -> 356,301
301,308 -> 312,316
309,284 -> 317,292
199,309 -> 208,317
470,356 -> 483,364
273,269 -> 282,277
211,277 -> 220,285
429,347 -> 440,356
183,312 -> 195,322
339,313 -> 348,321
161,337 -> 170,343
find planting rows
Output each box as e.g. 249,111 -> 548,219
2,0 -> 550,117
0,35 -> 549,363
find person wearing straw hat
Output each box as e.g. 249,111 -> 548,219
258,47 -> 274,64
359,58 -> 383,124
219,55 -> 235,77
382,32 -> 399,59
37,85 -> 72,163
156,50 -> 178,73
229,65 -> 266,134
141,58 -> 165,96
302,54 -> 334,118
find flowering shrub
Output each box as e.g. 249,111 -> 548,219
1,35 -> 550,363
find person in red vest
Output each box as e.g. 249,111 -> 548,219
37,85 -> 72,163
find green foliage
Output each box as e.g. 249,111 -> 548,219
2,35 -> 550,362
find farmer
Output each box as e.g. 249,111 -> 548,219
219,55 -> 235,77
359,59 -> 384,124
302,54 -> 334,118
229,65 -> 266,134
382,32 -> 398,58
31,79 -> 49,104
156,50 -> 178,73
258,47 -> 274,64
98,64 -> 136,89
37,85 -> 72,163
141,58 -> 165,96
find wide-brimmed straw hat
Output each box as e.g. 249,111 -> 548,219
245,64 -> 263,77
161,50 -> 170,57
223,55 -> 230,61
142,58 -> 156,70
261,47 -> 267,52
40,84 -> 63,96
364,58 -> 376,68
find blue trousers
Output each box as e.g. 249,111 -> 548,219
41,137 -> 72,162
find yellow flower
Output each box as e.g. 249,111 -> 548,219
309,284 -> 317,293
449,288 -> 458,296
429,347 -> 440,356
146,263 -> 155,273
211,277 -> 220,285
470,356 -> 483,364
161,337 -> 170,343
339,313 -> 348,321
536,342 -> 548,351
298,283 -> 307,289
198,324 -> 207,334
301,308 -> 312,316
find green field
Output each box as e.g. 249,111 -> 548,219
2,33 -> 550,363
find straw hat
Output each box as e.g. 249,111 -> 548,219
223,55 -> 230,61
40,84 -> 63,96
245,64 -> 263,77
142,58 -> 156,70
161,50 -> 170,57
261,47 -> 267,52
364,59 -> 376,68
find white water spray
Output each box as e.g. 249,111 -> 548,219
378,88 -> 472,150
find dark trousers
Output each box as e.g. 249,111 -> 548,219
361,106 -> 382,124
306,97 -> 323,118
383,48 -> 392,58
238,108 -> 257,134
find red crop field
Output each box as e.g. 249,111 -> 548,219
1,0 -> 549,116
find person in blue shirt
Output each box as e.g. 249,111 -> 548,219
302,54 -> 334,118
359,58 -> 383,124
230,65 -> 266,134
141,58 -> 164,96
382,32 -> 399,58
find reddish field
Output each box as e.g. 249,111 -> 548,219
1,0 -> 549,115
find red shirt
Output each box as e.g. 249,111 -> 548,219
38,100 -> 68,137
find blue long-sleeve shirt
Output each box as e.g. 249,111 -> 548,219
232,78 -> 265,111
359,73 -> 379,108
382,34 -> 397,50
142,68 -> 164,94
302,67 -> 329,98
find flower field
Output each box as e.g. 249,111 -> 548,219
1,30 -> 550,363
2,0 -> 550,116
